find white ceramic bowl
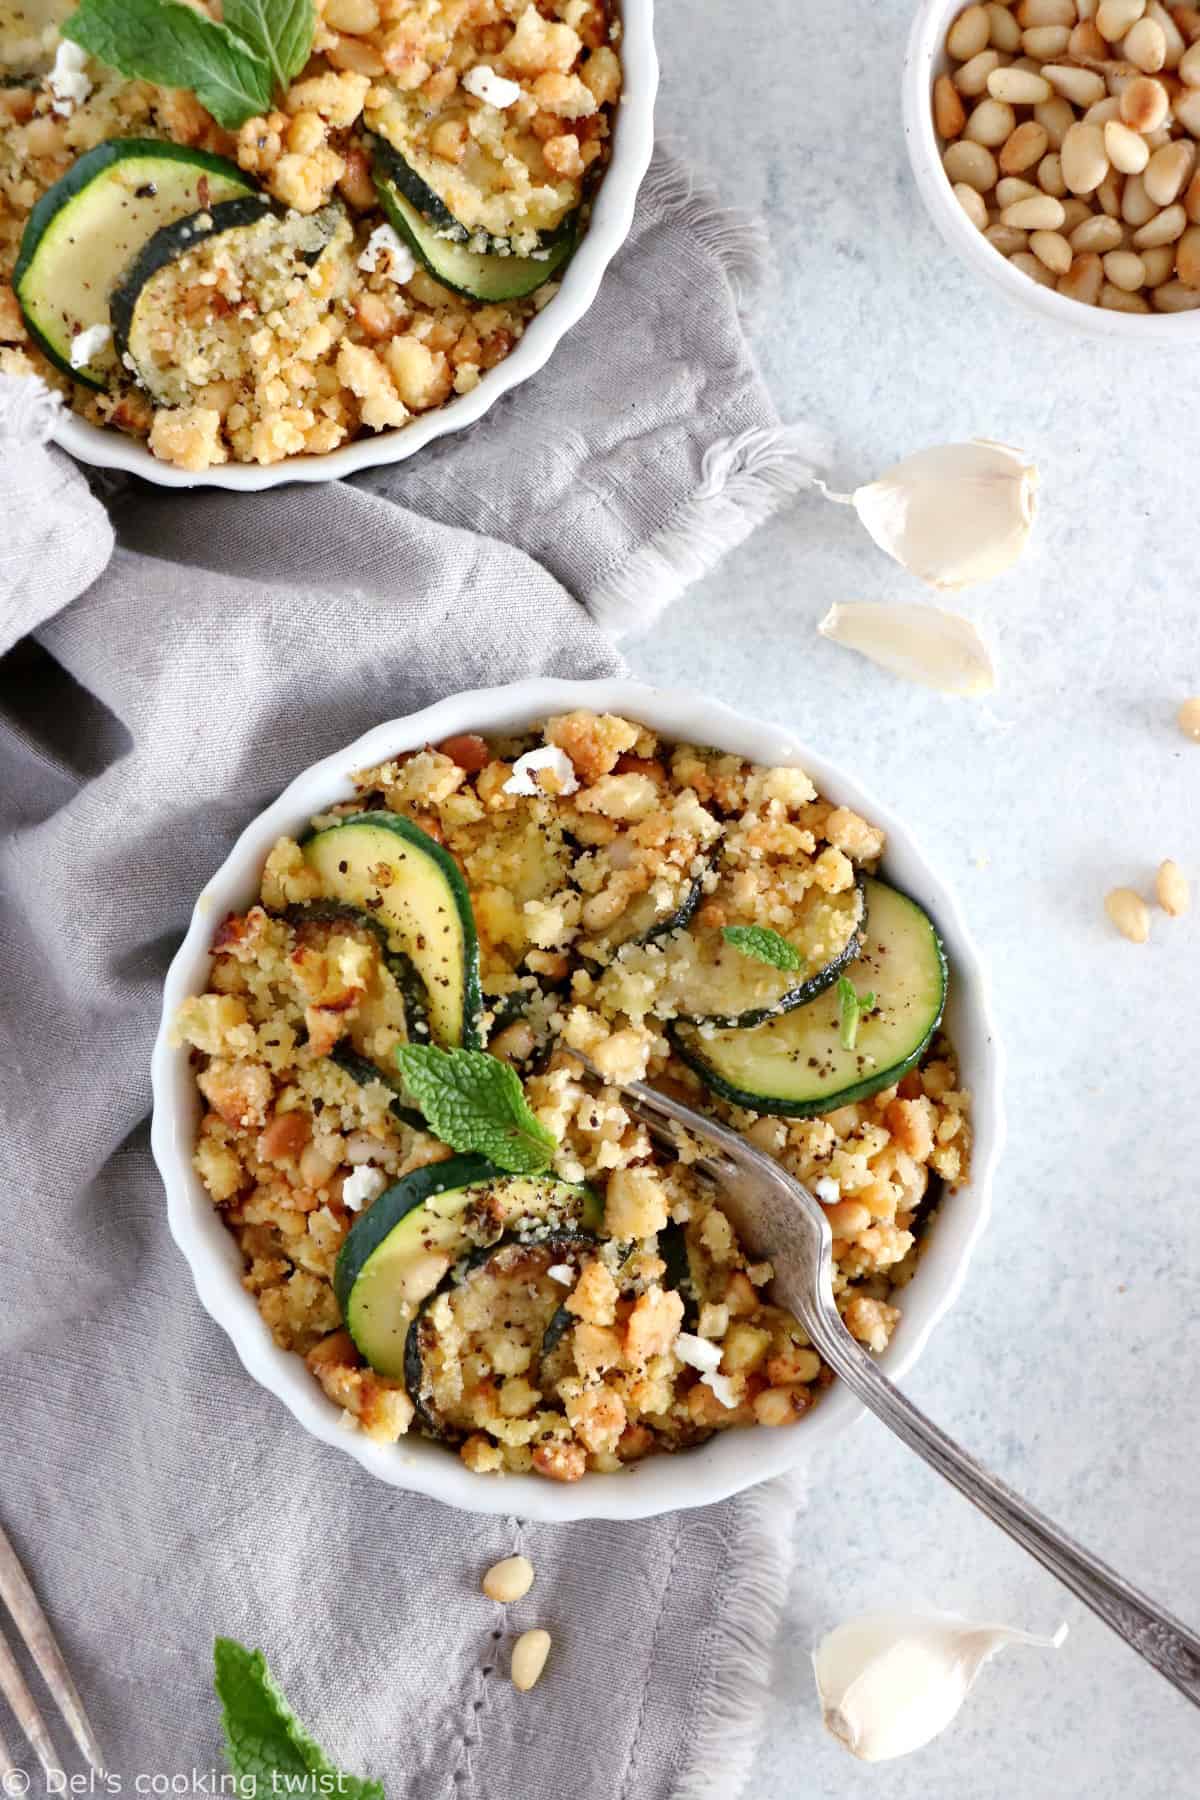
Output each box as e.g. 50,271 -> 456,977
904,0 -> 1195,341
150,678 -> 1005,1522
51,2 -> 657,489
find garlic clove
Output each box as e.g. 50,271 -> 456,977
849,440 -> 1038,590
813,1610 -> 1068,1764
818,601 -> 995,696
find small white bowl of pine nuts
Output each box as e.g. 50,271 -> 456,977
904,0 -> 1200,334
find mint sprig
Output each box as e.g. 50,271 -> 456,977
721,925 -> 805,973
215,1637 -> 383,1800
62,0 -> 315,129
395,1044 -> 558,1175
837,976 -> 877,1052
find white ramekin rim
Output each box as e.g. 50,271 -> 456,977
48,0 -> 658,489
151,677 -> 1006,1523
903,0 -> 1198,342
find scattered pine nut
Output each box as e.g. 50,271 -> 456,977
1155,860 -> 1190,916
1104,887 -> 1151,942
482,1555 -> 535,1604
511,1628 -> 552,1692
1178,696 -> 1200,737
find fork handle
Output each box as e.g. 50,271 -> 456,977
810,1316 -> 1200,1705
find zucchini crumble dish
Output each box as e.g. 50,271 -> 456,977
0,0 -> 622,470
175,712 -> 972,1483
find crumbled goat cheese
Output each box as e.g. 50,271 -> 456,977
358,224 -> 416,284
674,1331 -> 723,1374
68,323 -> 110,369
815,1176 -> 841,1204
49,40 -> 90,114
503,746 -> 580,797
547,1264 -> 575,1285
462,63 -> 522,108
342,1166 -> 387,1213
701,1371 -> 740,1409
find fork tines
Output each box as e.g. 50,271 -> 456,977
0,1521 -> 104,1778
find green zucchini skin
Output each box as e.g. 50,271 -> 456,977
13,139 -> 257,386
282,899 -> 433,1046
371,136 -> 466,241
580,864 -> 708,971
333,1152 -> 495,1318
373,162 -> 575,303
670,879 -> 949,1118
301,813 -> 484,1051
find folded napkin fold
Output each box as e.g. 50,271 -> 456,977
0,149 -> 807,1798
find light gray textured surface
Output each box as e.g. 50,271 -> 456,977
628,1 -> 1200,1794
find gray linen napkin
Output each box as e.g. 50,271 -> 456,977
0,149 -> 806,1798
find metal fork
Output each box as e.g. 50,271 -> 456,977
0,1520 -> 105,1780
613,1073 -> 1200,1707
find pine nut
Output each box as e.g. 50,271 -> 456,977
967,96 -> 1019,142
1175,82 -> 1200,127
945,139 -> 1001,188
511,1628 -> 551,1692
1012,248 -> 1059,281
1143,137 -> 1193,203
990,65 -> 1054,99
997,174 -> 1042,205
1000,119 -> 1052,168
955,48 -> 1003,94
1097,0 -> 1147,39
1132,198 -> 1187,239
1069,18 -> 1109,53
1105,117 -> 1151,169
1140,240 -> 1176,280
935,74 -> 968,137
989,2 -> 1025,50
986,222 -> 1031,250
1071,209 -> 1126,246
1183,39 -> 1200,81
326,34 -> 384,73
1155,859 -> 1190,915
1002,192 -> 1069,223
1017,0 -> 1077,25
954,180 -> 990,226
1177,6 -> 1200,45
1176,219 -> 1200,278
1178,696 -> 1200,738
1103,60 -> 1141,97
1024,22 -> 1074,52
1043,62 -> 1109,102
1122,169 -> 1158,220
1146,0 -> 1185,65
1035,94 -> 1078,144
1039,149 -> 1068,191
1058,247 -> 1106,296
1031,225 -> 1075,265
949,4 -> 993,59
1103,246 -> 1148,282
324,0 -> 380,31
1119,71 -> 1170,126
1128,15 -> 1168,64
1079,0 -> 1099,17
482,1555 -> 535,1603
1104,887 -> 1151,940
1061,193 -> 1099,227
1084,93 -> 1123,123
1062,119 -> 1111,189
1101,276 -> 1153,302
1153,275 -> 1200,303
1186,168 -> 1200,220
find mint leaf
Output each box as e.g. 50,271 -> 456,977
214,1637 -> 383,1800
721,925 -> 805,973
395,1044 -> 558,1175
224,0 -> 315,92
837,977 -> 877,1052
63,0 -> 272,129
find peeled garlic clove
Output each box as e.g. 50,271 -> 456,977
849,440 -> 1038,590
818,601 -> 995,696
813,1610 -> 1068,1764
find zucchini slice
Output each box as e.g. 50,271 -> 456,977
661,879 -> 866,1028
328,1045 -> 425,1133
302,814 -> 484,1050
111,199 -> 344,405
405,1234 -> 596,1440
334,1155 -> 598,1378
374,167 -> 574,303
285,900 -> 432,1045
12,139 -> 257,387
671,879 -> 948,1117
580,865 -> 708,968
